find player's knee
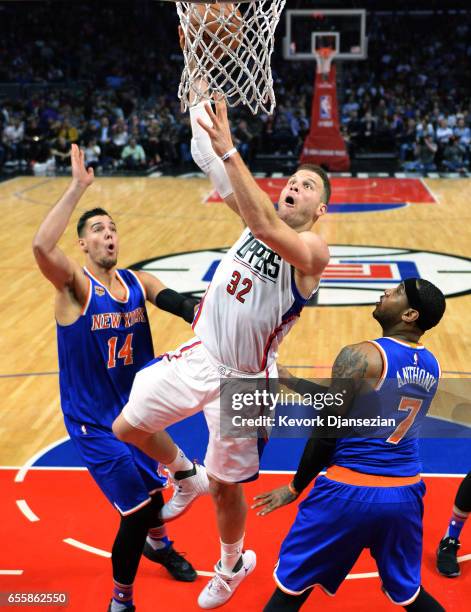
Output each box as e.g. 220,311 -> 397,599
264,587 -> 312,611
455,470 -> 471,512
112,413 -> 140,444
119,501 -> 155,531
112,414 -> 127,440
403,587 -> 445,612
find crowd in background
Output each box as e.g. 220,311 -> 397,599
0,2 -> 470,175
339,10 -> 471,172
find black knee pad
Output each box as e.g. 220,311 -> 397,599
149,490 -> 165,516
119,501 -> 155,532
112,501 -> 155,585
263,587 -> 313,612
404,587 -> 445,611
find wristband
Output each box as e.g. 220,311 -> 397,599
288,481 -> 299,497
221,147 -> 237,162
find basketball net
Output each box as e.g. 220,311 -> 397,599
315,47 -> 336,81
174,1 -> 286,114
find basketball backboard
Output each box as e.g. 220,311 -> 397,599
283,8 -> 367,61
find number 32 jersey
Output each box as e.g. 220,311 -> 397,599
57,268 -> 154,429
193,228 -> 315,373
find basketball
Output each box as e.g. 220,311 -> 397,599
190,2 -> 243,59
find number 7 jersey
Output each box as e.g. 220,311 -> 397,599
332,336 -> 441,476
57,268 -> 154,429
193,228 -> 316,373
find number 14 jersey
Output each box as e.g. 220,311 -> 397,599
57,268 -> 154,429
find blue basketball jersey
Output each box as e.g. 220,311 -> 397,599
332,337 -> 441,476
57,268 -> 154,429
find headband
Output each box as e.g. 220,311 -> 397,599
403,278 -> 429,331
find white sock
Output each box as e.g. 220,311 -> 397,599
220,535 -> 244,575
166,447 -> 193,476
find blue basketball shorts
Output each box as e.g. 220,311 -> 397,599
274,475 -> 425,605
64,416 -> 167,515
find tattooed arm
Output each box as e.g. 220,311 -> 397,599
279,343 -> 383,418
253,344 -> 383,516
279,343 -> 383,415
327,342 -> 384,416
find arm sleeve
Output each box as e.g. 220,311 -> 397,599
292,437 -> 337,494
190,102 -> 234,199
281,374 -> 336,493
155,289 -> 199,324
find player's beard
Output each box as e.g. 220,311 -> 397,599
372,306 -> 393,330
99,254 -> 117,270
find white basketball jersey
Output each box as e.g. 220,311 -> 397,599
193,228 -> 315,373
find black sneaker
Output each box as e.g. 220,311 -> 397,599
107,601 -> 135,611
436,536 -> 461,577
143,541 -> 197,582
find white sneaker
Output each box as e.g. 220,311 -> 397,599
198,550 -> 257,609
160,463 -> 209,521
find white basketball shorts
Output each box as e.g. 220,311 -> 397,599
122,337 -> 277,483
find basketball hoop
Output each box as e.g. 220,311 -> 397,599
164,0 -> 286,115
315,47 -> 336,80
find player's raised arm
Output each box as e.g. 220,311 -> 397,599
189,102 -> 239,215
198,98 -> 330,277
178,25 -> 240,216
32,144 -> 93,292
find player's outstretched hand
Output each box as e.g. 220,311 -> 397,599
71,143 -> 94,188
197,96 -> 234,159
252,485 -> 298,516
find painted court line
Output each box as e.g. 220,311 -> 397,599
60,538 -> 388,582
419,177 -> 440,203
16,466 -> 87,472
2,464 -> 467,479
346,571 -> 379,580
0,570 -> 23,575
15,435 -> 70,482
16,499 -> 40,522
63,538 -> 215,576
0,371 -> 58,379
260,471 -> 467,478
63,538 -> 111,558
3,366 -> 471,376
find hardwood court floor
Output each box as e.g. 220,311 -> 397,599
1,174 -> 470,466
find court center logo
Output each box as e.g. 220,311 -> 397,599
132,246 -> 471,307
